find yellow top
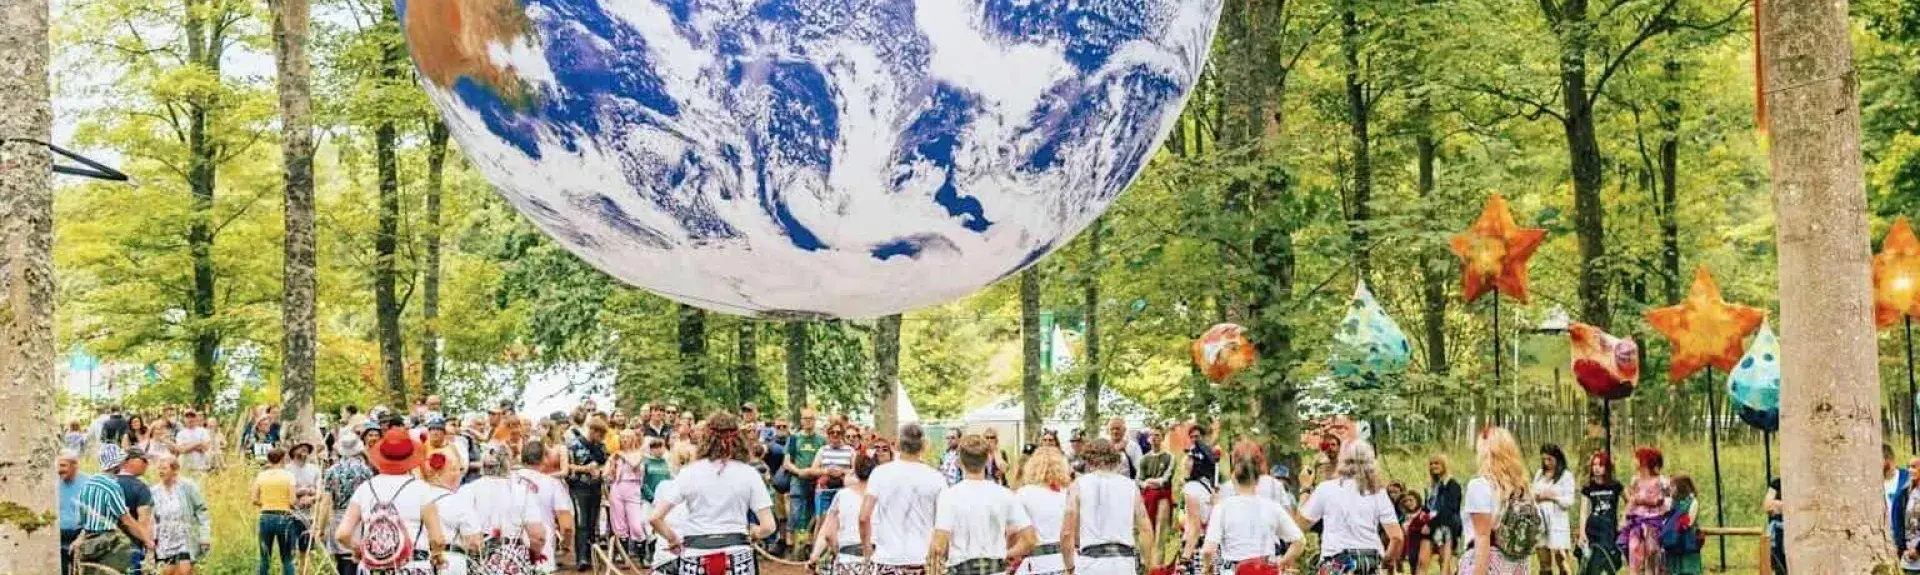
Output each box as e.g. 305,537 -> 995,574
605,433 -> 621,455
254,468 -> 295,512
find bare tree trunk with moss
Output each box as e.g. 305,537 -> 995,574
1762,0 -> 1894,569
785,320 -> 808,427
735,320 -> 759,406
1022,267 -> 1043,444
1081,217 -> 1104,434
273,0 -> 318,443
0,0 -> 59,563
420,120 -> 447,394
678,303 -> 707,390
874,314 -> 902,439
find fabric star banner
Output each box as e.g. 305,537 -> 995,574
1646,266 -> 1767,382
1449,193 -> 1547,304
1329,280 -> 1411,389
1875,216 -> 1920,329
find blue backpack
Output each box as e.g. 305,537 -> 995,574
1659,499 -> 1704,554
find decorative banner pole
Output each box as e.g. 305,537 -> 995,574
1570,322 -> 1639,461
1450,193 -> 1546,422
1647,267 -> 1765,572
1871,216 -> 1920,454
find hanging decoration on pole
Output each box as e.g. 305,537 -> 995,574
1192,323 -> 1256,384
1646,266 -> 1765,572
1329,280 -> 1412,390
1728,322 -> 1782,483
1872,216 -> 1920,455
1450,193 -> 1547,403
1568,322 -> 1640,458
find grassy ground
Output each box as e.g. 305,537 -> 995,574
157,437 -> 1782,574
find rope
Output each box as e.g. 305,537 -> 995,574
753,542 -> 816,567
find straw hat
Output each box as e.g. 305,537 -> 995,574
369,428 -> 425,476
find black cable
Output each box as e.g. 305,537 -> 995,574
1,137 -> 130,182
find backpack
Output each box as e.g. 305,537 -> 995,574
1659,500 -> 1704,555
359,478 -> 419,569
477,530 -> 536,575
1492,491 -> 1543,561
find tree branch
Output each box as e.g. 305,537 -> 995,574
1464,83 -> 1568,122
1589,0 -> 1681,102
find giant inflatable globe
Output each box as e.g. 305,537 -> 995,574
398,0 -> 1224,318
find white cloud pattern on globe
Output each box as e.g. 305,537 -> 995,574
400,0 -> 1223,318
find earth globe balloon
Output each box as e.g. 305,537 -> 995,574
397,0 -> 1225,318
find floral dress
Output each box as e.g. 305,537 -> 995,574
1617,476 -> 1670,575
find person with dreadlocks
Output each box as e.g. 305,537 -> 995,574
651,412 -> 777,575
1199,441 -> 1304,575
1062,438 -> 1156,575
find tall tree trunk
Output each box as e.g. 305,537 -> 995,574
1416,112 -> 1449,375
184,0 -> 222,409
1659,60 -> 1684,305
735,320 -> 759,406
678,303 -> 707,390
1342,8 -> 1373,282
1021,267 -> 1043,444
420,120 -> 447,393
785,321 -> 808,427
1557,0 -> 1612,331
374,1 -> 406,405
874,314 -> 902,439
1763,0 -> 1891,569
1081,217 -> 1104,434
0,0 -> 60,564
273,0 -> 317,442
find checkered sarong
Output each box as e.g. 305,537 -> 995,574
874,564 -> 927,575
949,558 -> 1009,575
672,548 -> 757,575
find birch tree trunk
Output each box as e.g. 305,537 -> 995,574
273,0 -> 318,444
1762,0 -> 1894,569
0,0 -> 60,566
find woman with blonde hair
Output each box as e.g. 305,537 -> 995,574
1460,427 -> 1531,575
1016,448 -> 1073,575
1301,440 -> 1402,574
607,428 -> 651,559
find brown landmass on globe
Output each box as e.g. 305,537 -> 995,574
403,0 -> 534,102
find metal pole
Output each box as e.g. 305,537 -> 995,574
1707,367 -> 1728,571
1603,399 -> 1614,461
1493,296 -> 1502,388
1907,317 -> 1916,455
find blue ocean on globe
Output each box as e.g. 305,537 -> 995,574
397,0 -> 1224,317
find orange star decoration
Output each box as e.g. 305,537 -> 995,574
1449,194 -> 1548,304
1646,267 -> 1767,382
1874,217 -> 1920,329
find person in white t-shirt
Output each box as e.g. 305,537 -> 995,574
1062,439 -> 1156,575
1200,442 -> 1304,575
1461,427 -> 1530,575
648,443 -> 696,574
930,435 -> 1036,575
651,412 -> 777,575
1015,448 -> 1072,575
809,451 -> 879,575
861,423 -> 947,575
513,440 -> 575,573
333,428 -> 451,574
1299,440 -> 1403,574
451,446 -> 549,575
173,412 -> 213,473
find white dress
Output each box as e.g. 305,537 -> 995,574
1531,471 -> 1576,550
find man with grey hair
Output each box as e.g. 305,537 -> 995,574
862,424 -> 947,575
59,449 -> 89,572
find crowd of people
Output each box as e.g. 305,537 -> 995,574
51,396 -> 1788,575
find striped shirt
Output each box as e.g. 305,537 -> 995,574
818,445 -> 856,471
74,474 -> 128,532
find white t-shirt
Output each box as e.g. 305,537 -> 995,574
832,487 -> 866,554
347,475 -> 446,559
1461,477 -> 1499,547
1300,479 -> 1397,556
652,480 -> 693,568
1072,472 -> 1140,548
512,468 -> 574,566
867,460 -> 947,565
437,487 -> 475,541
1016,486 -> 1068,545
935,480 -> 1032,566
1221,476 -> 1290,509
658,459 -> 774,555
1204,495 -> 1303,562
174,427 -> 213,471
456,476 -> 546,541
1183,481 -> 1214,525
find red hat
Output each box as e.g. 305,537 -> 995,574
370,428 -> 425,476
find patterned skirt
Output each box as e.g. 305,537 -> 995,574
1019,544 -> 1067,575
950,558 -> 1010,575
1456,549 -> 1529,575
874,564 -> 929,575
1315,550 -> 1383,575
668,547 -> 758,575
